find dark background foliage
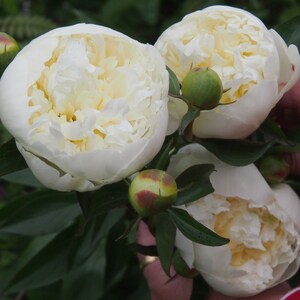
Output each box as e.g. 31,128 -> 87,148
0,0 -> 299,299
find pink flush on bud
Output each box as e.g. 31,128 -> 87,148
128,169 -> 177,217
0,32 -> 19,54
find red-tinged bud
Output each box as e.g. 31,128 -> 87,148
173,249 -> 199,278
181,67 -> 223,110
128,169 -> 177,217
259,155 -> 290,184
0,32 -> 19,54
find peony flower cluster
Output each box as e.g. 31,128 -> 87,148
0,5 -> 300,298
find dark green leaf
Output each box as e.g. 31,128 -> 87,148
190,275 -> 209,300
180,106 -> 200,140
153,213 -> 176,276
4,225 -> 76,293
127,243 -> 158,256
104,218 -> 130,293
287,125 -> 300,143
168,207 -> 229,246
0,191 -> 81,235
85,182 -> 128,220
0,139 -> 27,176
274,142 -> 300,154
167,66 -> 181,97
196,138 -> 274,166
275,16 -> 300,49
147,133 -> 177,170
62,240 -> 107,300
1,168 -> 43,187
70,208 -> 125,269
175,164 -> 214,206
259,118 -> 290,145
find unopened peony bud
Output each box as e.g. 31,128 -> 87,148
0,32 -> 18,53
128,169 -> 177,217
0,32 -> 19,75
173,250 -> 198,278
181,67 -> 223,110
259,155 -> 290,184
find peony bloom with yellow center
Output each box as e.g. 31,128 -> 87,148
0,24 -> 169,192
155,6 -> 300,138
167,144 -> 300,297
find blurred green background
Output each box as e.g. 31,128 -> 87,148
0,0 -> 299,299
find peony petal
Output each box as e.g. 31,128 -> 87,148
17,142 -> 98,192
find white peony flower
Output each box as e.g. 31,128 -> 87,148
0,24 -> 169,192
155,6 -> 300,138
167,144 -> 300,297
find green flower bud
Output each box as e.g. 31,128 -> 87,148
128,169 -> 177,217
0,32 -> 19,75
173,249 -> 198,278
0,32 -> 19,54
259,156 -> 290,184
181,67 -> 223,110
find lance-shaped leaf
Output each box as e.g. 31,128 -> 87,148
0,139 -> 27,176
147,133 -> 177,171
0,191 -> 81,236
168,207 -> 229,246
4,225 -> 76,293
196,138 -> 274,166
167,66 -> 181,97
84,181 -> 128,220
174,164 -> 214,206
128,243 -> 158,257
275,16 -> 300,49
153,213 -> 176,276
259,118 -> 290,145
180,106 -> 200,141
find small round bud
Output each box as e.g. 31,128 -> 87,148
0,32 -> 19,54
0,32 -> 19,75
181,67 -> 223,110
172,250 -> 199,278
259,155 -> 290,184
128,169 -> 177,217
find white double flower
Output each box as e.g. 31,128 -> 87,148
155,6 -> 300,138
167,144 -> 300,297
0,24 -> 169,191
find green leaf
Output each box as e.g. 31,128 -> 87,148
70,208 -> 125,269
62,240 -> 107,300
168,207 -> 229,246
287,125 -> 300,143
196,138 -> 274,166
167,66 -> 181,97
175,164 -> 214,206
0,191 -> 81,235
180,106 -> 200,141
1,168 -> 43,187
4,225 -> 76,293
147,133 -> 177,170
0,139 -> 27,176
127,243 -> 158,256
259,118 -> 290,145
274,142 -> 300,154
84,182 -> 128,220
104,219 -> 130,293
275,16 -> 300,49
190,275 -> 209,300
153,213 -> 176,276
